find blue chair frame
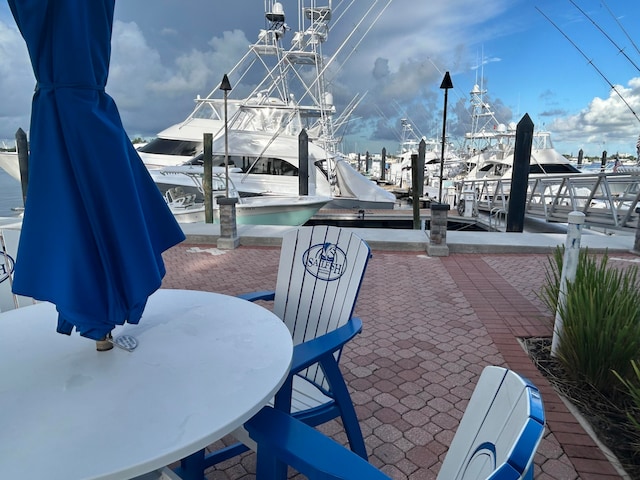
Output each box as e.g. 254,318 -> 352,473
245,366 -> 545,480
175,226 -> 371,480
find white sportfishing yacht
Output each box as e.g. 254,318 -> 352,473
388,119 -> 464,191
153,166 -> 330,225
456,84 -> 588,217
137,0 -> 397,209
462,84 -> 580,180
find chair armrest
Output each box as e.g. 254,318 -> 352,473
236,290 -> 275,302
290,317 -> 362,375
246,406 -> 389,480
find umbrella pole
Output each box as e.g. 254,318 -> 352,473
96,332 -> 114,351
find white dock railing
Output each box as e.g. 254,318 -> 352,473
457,171 -> 640,231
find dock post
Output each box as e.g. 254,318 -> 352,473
365,151 -> 370,173
298,129 -> 309,196
507,114 -> 533,232
551,211 -> 585,356
15,128 -> 29,206
633,207 -> 640,255
427,203 -> 449,257
381,148 -> 386,182
203,133 -> 214,224
600,151 -> 607,172
577,149 -> 583,168
417,139 -> 425,198
411,140 -> 425,229
217,197 -> 240,249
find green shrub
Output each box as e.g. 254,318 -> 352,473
614,361 -> 640,456
540,247 -> 640,397
539,246 -> 565,322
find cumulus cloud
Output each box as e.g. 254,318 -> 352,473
549,77 -> 640,154
0,19 -> 35,138
109,24 -> 252,137
322,0 -> 516,151
372,58 -> 390,80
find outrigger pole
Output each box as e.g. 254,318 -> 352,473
567,0 -> 640,74
601,0 -> 640,59
536,6 -> 640,124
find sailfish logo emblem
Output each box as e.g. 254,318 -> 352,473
302,242 -> 347,281
0,252 -> 15,284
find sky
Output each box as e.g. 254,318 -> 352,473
1,0 -> 639,159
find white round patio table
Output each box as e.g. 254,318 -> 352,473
0,289 -> 293,480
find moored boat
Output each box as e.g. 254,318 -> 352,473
154,166 -> 330,225
137,0 -> 397,210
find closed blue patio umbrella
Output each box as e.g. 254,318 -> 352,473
8,0 -> 185,342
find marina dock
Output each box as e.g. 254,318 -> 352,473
177,215 -> 634,254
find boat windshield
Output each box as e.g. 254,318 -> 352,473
233,107 -> 300,135
187,154 -> 299,176
191,99 -> 237,121
138,138 -> 201,157
191,97 -> 302,136
531,164 -> 581,174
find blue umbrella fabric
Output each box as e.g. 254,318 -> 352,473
8,0 -> 186,341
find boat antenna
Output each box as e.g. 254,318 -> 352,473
601,0 -> 640,58
567,0 -> 640,74
536,7 -> 640,124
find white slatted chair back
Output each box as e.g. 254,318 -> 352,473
437,366 -> 545,480
0,229 -> 33,312
273,226 -> 370,387
274,226 -> 370,345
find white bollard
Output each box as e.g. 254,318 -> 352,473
551,211 -> 585,357
463,189 -> 475,217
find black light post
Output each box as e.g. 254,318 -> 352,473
216,73 -> 239,249
220,74 -> 233,197
439,71 -> 453,203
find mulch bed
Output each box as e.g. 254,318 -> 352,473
524,337 -> 640,479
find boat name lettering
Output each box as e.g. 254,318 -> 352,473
303,243 -> 347,281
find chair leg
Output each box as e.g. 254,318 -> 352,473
320,355 -> 368,460
255,444 -> 289,480
175,443 -> 250,480
174,449 -> 205,480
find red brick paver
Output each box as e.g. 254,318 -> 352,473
161,244 -> 634,479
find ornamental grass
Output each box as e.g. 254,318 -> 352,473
539,247 -> 640,398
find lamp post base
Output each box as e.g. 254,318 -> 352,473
427,203 -> 449,257
217,197 -> 239,250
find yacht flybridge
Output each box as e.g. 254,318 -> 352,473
138,0 -> 397,209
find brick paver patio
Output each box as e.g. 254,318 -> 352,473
161,243 -> 635,479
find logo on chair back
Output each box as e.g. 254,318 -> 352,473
0,252 -> 15,284
303,242 -> 347,281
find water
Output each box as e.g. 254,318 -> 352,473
0,169 -> 24,218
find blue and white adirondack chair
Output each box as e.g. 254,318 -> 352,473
177,225 -> 372,480
245,366 -> 546,480
0,229 -> 33,312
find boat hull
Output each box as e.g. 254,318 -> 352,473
171,196 -> 329,226
0,152 -> 20,182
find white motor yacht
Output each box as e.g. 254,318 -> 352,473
153,166 -> 330,225
137,0 -> 396,210
462,84 -> 580,180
